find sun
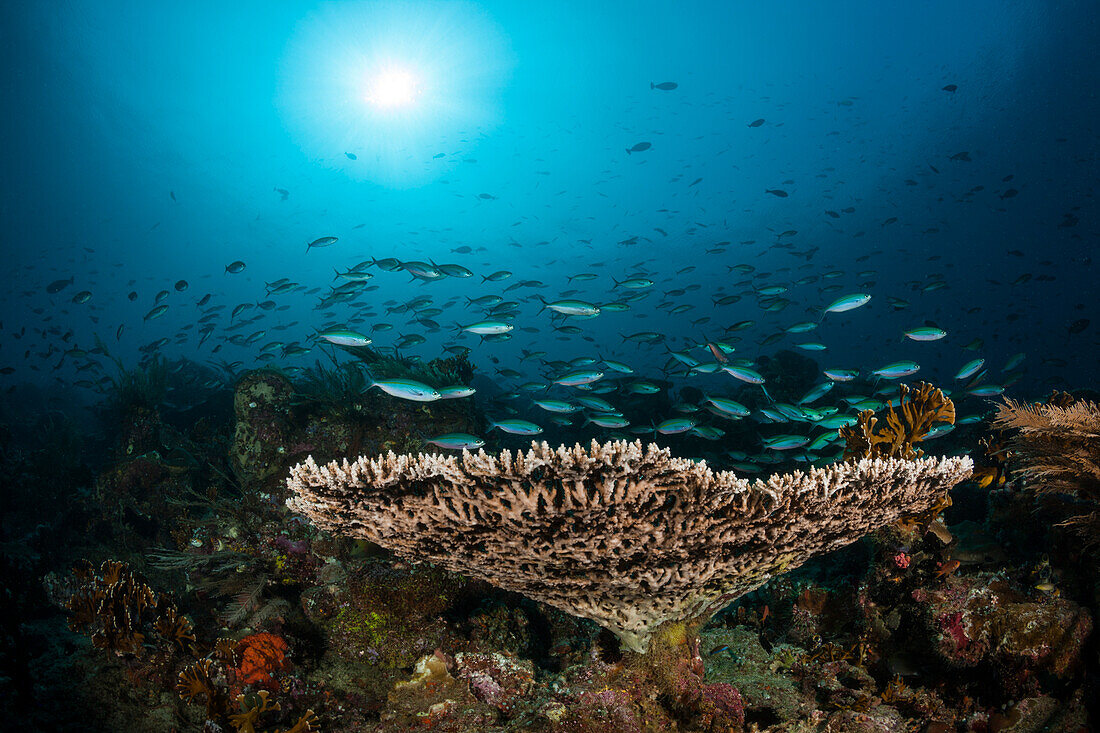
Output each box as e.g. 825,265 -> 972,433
366,67 -> 420,109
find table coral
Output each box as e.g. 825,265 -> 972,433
286,439 -> 972,653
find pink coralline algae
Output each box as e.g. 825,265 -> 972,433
937,611 -> 969,652
454,652 -> 535,713
274,535 -> 309,555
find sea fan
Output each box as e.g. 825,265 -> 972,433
994,396 -> 1100,545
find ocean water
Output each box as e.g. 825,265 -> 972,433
1,1 -> 1098,730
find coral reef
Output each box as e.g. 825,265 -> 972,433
286,439 -> 971,652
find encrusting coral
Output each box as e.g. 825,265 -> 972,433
286,439 -> 972,652
994,395 -> 1100,545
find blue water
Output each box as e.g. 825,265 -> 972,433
2,0 -> 1097,420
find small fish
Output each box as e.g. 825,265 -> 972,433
602,359 -> 634,374
367,377 -> 440,402
144,304 -> 169,321
307,236 -> 338,252
626,142 -> 652,155
460,320 -> 513,335
657,417 -> 697,434
905,326 -> 946,341
798,382 -> 834,405
533,399 -> 582,413
225,261 -> 246,274
747,118 -> 765,127
872,360 -> 920,379
650,81 -> 678,90
955,358 -> 985,380
316,329 -> 372,347
489,419 -> 543,435
174,279 -> 189,292
823,368 -> 859,382
554,369 -> 604,386
424,433 -> 484,450
966,384 -> 1004,397
46,277 -> 74,294
586,414 -> 631,428
612,277 -> 654,290
765,189 -> 788,197
344,152 -> 357,160
817,415 -> 858,429
71,291 -> 92,304
1068,318 -> 1090,335
942,84 -> 958,92
128,291 -> 138,301
762,434 -> 810,451
722,365 -> 765,385
538,298 -> 601,316
823,293 -> 871,315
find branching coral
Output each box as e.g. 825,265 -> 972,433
994,396 -> 1100,544
65,559 -> 194,656
841,382 -> 955,461
286,439 -> 971,652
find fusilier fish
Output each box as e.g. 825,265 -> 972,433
367,377 -> 441,402
823,293 -> 872,315
424,433 -> 484,450
316,329 -> 372,347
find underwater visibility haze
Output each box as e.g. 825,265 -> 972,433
1,1 -> 1098,731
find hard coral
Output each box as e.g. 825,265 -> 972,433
841,382 -> 955,461
287,440 -> 971,653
